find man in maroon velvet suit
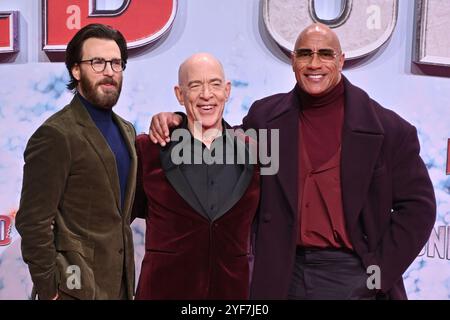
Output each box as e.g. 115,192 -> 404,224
132,53 -> 260,299
149,24 -> 436,299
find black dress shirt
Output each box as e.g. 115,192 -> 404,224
179,122 -> 243,220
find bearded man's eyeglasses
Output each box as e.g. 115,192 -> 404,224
78,58 -> 126,73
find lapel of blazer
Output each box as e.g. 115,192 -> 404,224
266,87 -> 300,218
113,113 -> 137,220
159,128 -> 210,219
341,77 -> 385,231
213,125 -> 254,221
70,96 -> 121,212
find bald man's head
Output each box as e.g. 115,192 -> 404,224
291,23 -> 345,96
174,52 -> 231,134
294,23 -> 342,53
178,53 -> 226,86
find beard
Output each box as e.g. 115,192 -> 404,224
78,72 -> 122,109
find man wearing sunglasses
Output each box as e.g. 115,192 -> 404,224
16,24 -> 136,300
150,23 -> 436,300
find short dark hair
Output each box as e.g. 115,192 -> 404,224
65,23 -> 128,91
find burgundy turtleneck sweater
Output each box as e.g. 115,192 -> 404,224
297,79 -> 353,250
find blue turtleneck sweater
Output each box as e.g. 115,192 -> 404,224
78,94 -> 130,211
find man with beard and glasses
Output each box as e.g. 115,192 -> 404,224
16,24 -> 137,300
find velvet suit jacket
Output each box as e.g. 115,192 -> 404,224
16,95 -> 137,300
245,77 -> 436,299
133,130 -> 260,300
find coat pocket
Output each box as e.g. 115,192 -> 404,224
55,234 -> 96,299
55,234 -> 95,261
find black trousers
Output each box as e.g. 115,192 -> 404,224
288,247 -> 378,300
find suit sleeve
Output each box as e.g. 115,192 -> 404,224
131,138 -> 148,221
364,125 -> 436,293
15,124 -> 71,300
